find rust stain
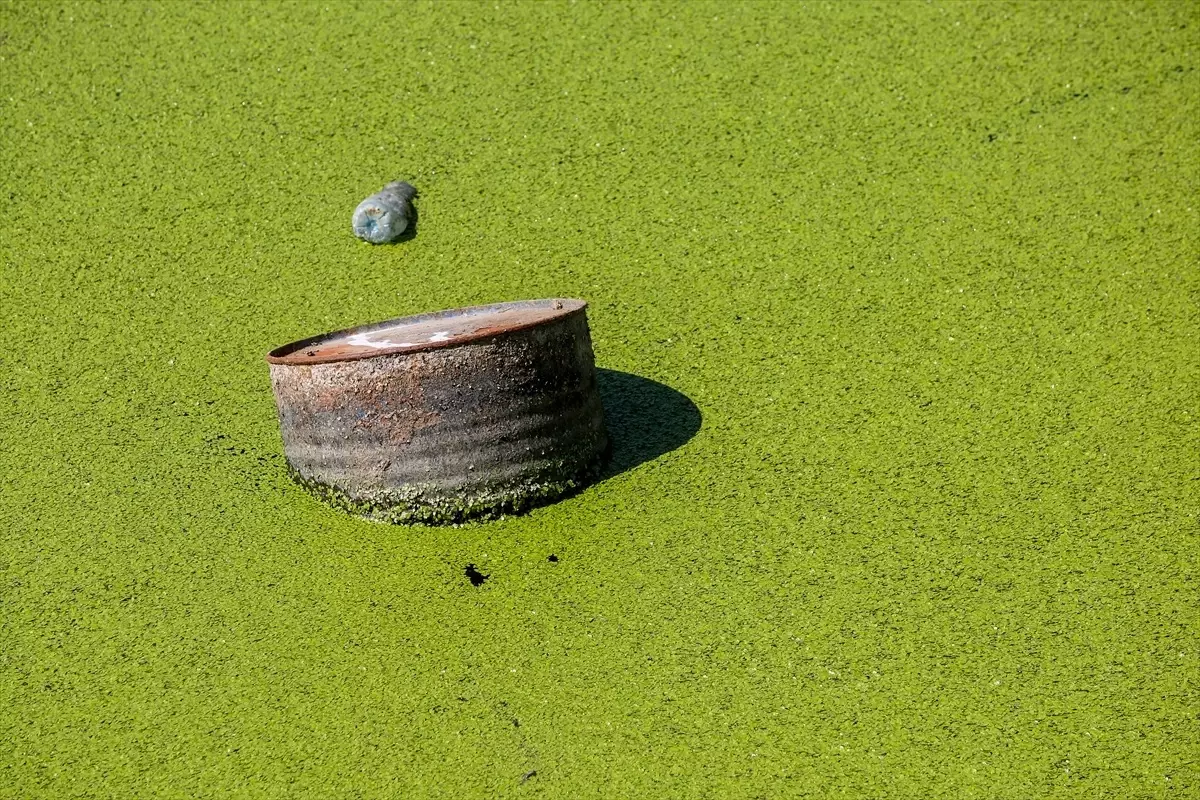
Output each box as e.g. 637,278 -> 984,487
350,370 -> 440,445
265,299 -> 609,524
266,299 -> 587,365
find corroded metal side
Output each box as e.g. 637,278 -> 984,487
268,307 -> 609,524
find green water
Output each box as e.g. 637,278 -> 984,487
2,2 -> 1196,797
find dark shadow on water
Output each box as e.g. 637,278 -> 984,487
391,200 -> 418,243
596,368 -> 702,478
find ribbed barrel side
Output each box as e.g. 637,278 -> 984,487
269,310 -> 609,523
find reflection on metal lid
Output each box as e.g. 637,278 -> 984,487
266,298 -> 584,365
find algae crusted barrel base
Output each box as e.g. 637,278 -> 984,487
266,299 -> 610,524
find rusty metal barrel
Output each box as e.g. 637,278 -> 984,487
266,298 -> 610,524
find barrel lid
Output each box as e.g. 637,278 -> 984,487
266,298 -> 588,365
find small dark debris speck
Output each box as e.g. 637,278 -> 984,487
547,554 -> 559,563
465,564 -> 489,586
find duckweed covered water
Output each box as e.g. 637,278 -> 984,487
1,2 -> 1197,797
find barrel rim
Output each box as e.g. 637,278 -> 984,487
266,298 -> 588,366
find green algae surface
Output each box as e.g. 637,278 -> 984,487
2,2 -> 1197,797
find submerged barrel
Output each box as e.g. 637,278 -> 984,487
266,298 -> 610,524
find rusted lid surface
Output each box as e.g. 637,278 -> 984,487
266,298 -> 588,365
